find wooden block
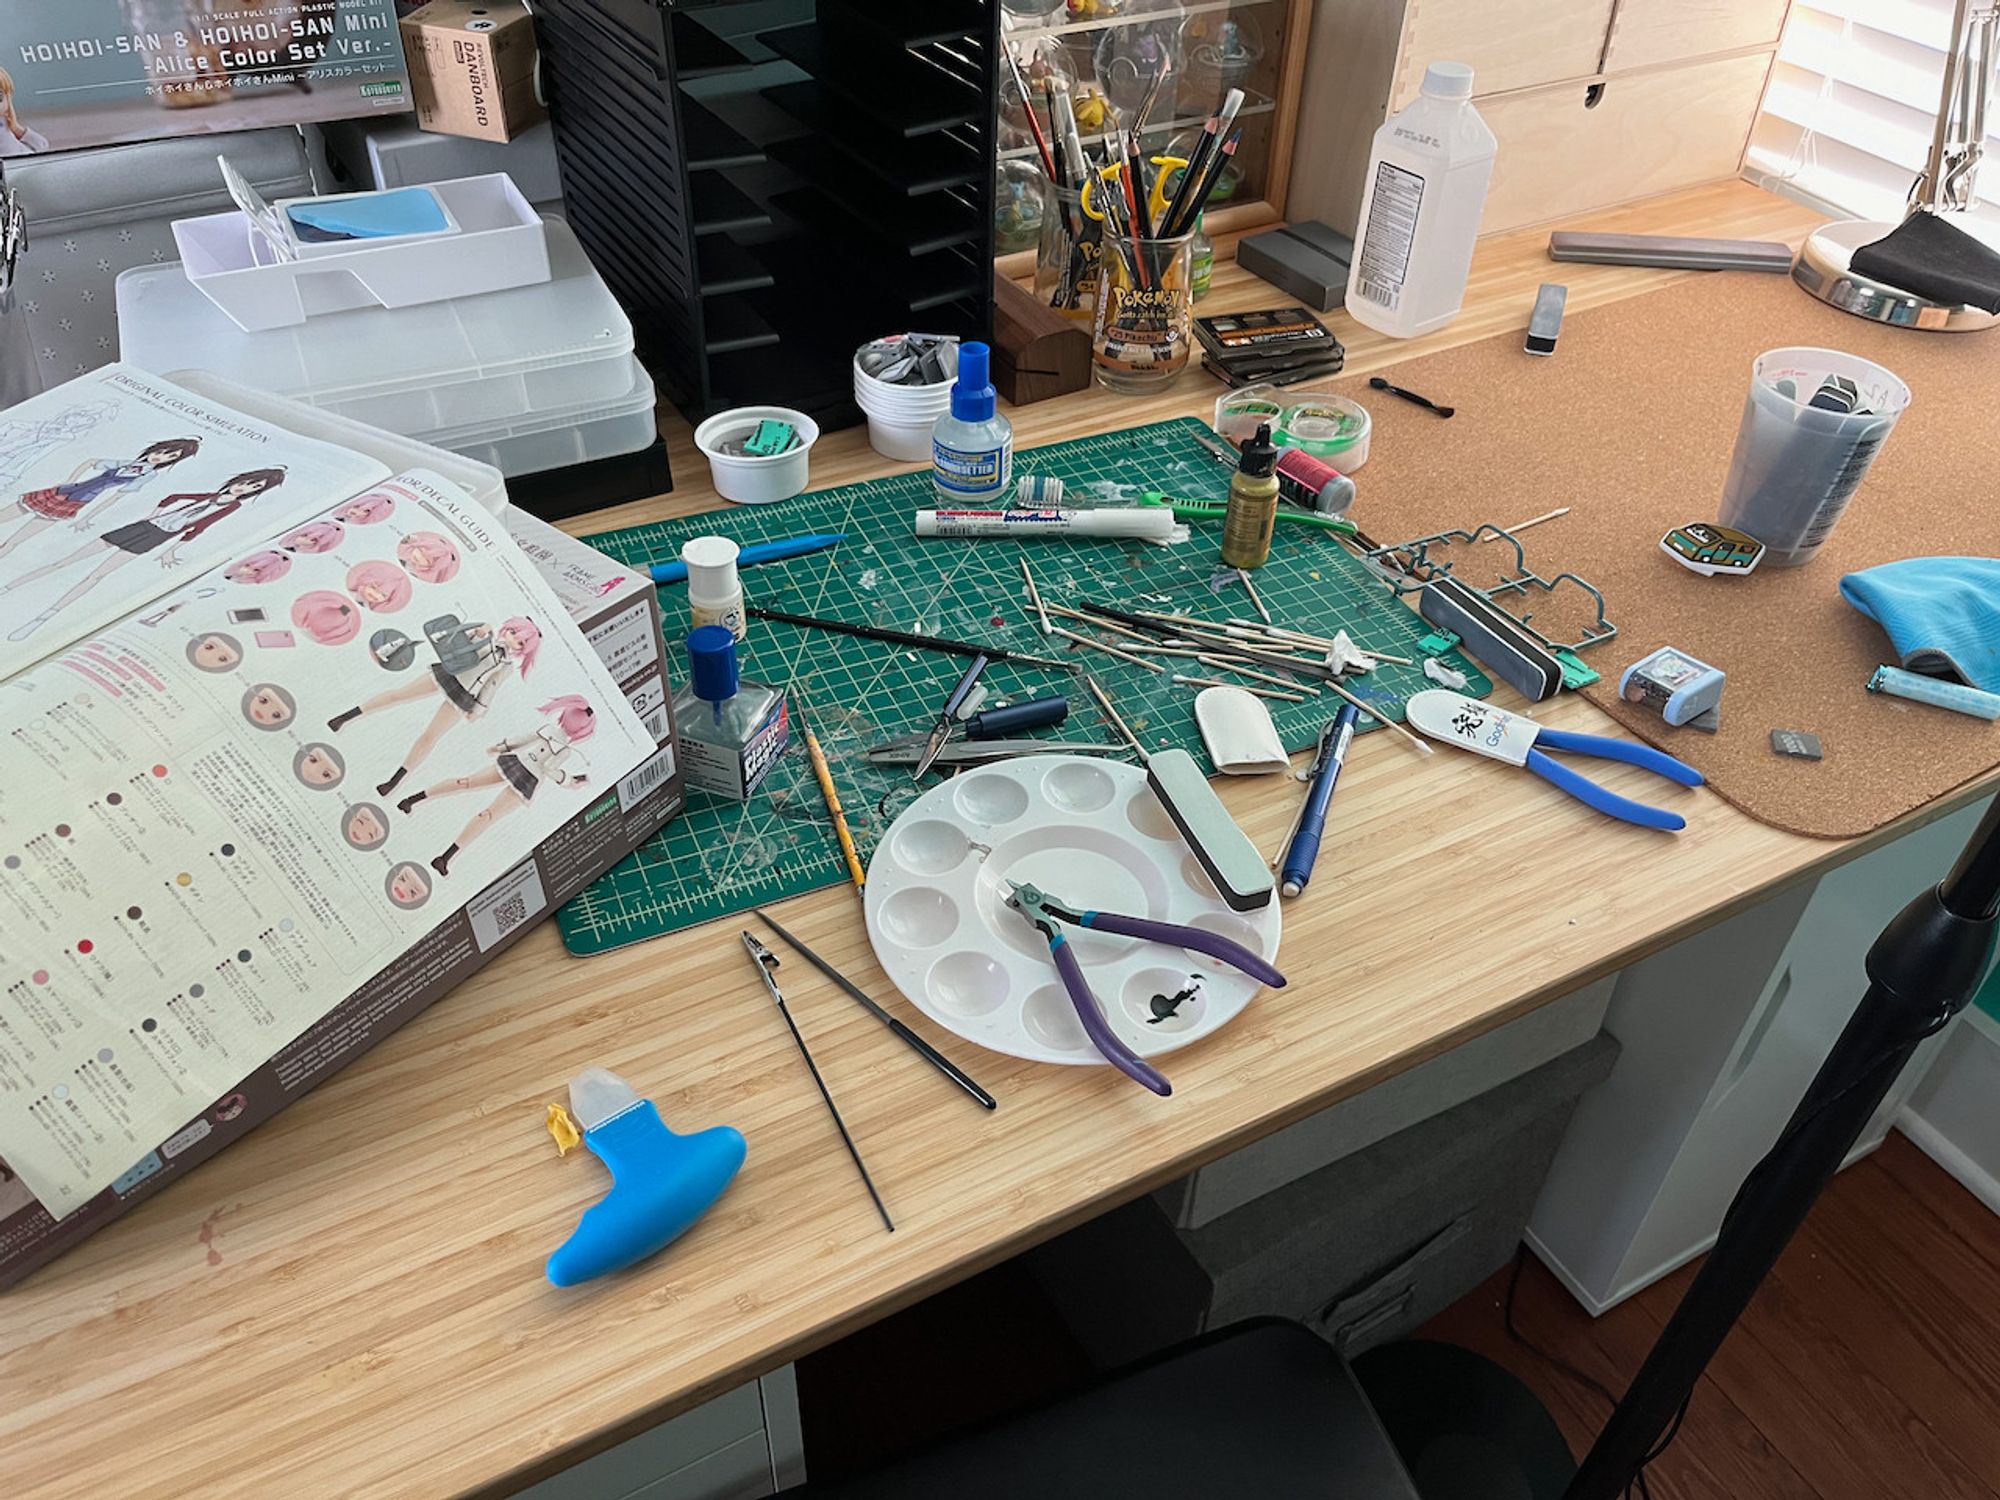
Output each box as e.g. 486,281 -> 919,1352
991,272 -> 1092,406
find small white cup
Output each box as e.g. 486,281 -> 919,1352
693,405 -> 820,505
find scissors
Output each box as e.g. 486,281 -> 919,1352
1002,879 -> 1287,1096
1404,690 -> 1704,832
1079,156 -> 1189,227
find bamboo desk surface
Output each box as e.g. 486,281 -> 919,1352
8,182 -> 1993,1500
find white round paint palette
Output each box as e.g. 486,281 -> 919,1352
864,755 -> 1284,1069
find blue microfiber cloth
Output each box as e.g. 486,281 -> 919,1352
287,187 -> 448,243
1841,556 -> 2000,692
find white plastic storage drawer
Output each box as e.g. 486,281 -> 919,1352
116,215 -> 631,435
426,357 -> 658,477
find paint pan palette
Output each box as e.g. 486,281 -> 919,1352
863,755 -> 1284,1069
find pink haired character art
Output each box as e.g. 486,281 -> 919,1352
326,615 -> 542,798
396,695 -> 596,877
346,559 -> 412,613
396,531 -> 461,584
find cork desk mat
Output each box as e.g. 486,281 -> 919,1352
1321,270 -> 1999,840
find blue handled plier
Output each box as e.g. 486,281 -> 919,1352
1404,689 -> 1704,831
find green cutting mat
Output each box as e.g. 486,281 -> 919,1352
558,418 -> 1489,954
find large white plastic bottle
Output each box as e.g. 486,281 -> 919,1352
1345,61 -> 1498,339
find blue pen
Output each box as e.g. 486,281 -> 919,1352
1280,704 -> 1359,899
649,532 -> 846,584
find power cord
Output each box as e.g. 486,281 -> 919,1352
1501,1244 -> 1682,1500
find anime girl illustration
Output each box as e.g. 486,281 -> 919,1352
396,532 -> 461,584
386,862 -> 432,910
0,437 -> 201,565
185,632 -> 243,673
291,591 -> 359,646
0,67 -> 50,158
226,550 -> 292,585
326,615 -> 542,798
336,493 -> 395,525
281,520 -> 345,554
396,695 -> 595,877
347,560 -> 412,613
5,468 -> 286,643
0,400 -> 117,490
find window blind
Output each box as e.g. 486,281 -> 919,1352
1747,0 -> 2000,241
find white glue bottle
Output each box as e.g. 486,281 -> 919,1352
680,535 -> 746,641
930,341 -> 1013,503
1345,62 -> 1497,340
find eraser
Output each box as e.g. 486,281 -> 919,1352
1146,749 -> 1274,911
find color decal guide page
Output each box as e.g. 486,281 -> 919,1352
0,471 -> 654,1216
0,365 -> 387,682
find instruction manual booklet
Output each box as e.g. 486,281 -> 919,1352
0,368 -> 659,1228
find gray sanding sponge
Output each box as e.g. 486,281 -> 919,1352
1146,749 -> 1274,911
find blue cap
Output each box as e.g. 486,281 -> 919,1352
686,625 -> 740,703
951,341 -> 996,423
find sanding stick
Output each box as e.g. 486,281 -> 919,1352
1147,749 -> 1274,912
1418,576 -> 1564,702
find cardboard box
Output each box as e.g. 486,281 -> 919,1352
0,514 -> 683,1291
402,0 -> 545,143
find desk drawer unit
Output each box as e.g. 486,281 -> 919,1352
1288,0 -> 1792,238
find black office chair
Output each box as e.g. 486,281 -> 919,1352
777,1317 -> 1572,1499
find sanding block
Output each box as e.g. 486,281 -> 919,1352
1418,576 -> 1565,702
1146,749 -> 1274,911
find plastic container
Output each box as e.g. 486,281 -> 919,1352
1718,346 -> 1910,568
1215,387 -> 1371,471
117,215 -> 634,435
165,368 -> 508,513
854,341 -> 956,464
931,342 -> 1013,502
694,405 -> 820,504
419,357 -> 657,479
1346,62 -> 1497,339
681,536 -> 747,641
174,174 -> 549,331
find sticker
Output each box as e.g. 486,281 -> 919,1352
1661,522 -> 1765,577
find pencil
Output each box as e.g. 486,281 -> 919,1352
797,693 -> 866,894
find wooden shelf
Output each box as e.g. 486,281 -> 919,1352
1002,0 -> 1286,44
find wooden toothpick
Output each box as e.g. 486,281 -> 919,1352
1172,674 -> 1307,703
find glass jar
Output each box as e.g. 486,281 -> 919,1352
1035,181 -> 1104,323
1091,230 -> 1196,392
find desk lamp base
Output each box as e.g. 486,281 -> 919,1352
1792,217 -> 1999,331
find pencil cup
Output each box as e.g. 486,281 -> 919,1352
1035,182 -> 1103,324
1091,232 -> 1197,394
1717,346 -> 1910,568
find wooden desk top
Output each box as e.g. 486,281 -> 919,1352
7,182 -> 1988,1500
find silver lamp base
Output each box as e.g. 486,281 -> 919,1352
1792,217 -> 1999,332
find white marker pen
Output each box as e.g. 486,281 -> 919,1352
914,508 -> 1178,541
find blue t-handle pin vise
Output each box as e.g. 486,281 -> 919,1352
546,1067 -> 746,1288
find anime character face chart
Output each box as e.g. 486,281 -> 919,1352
385,863 -> 432,909
342,804 -> 390,851
226,551 -> 292,586
242,683 -> 297,730
294,744 -> 346,790
0,466 -> 654,1216
291,591 -> 360,647
370,629 -> 415,671
186,632 -> 244,674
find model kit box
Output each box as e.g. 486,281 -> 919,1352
401,0 -> 544,143
2,0 -> 411,153
0,511 -> 682,1291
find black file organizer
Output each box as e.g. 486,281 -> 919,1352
531,0 -> 1000,430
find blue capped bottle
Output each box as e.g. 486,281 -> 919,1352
930,341 -> 1013,503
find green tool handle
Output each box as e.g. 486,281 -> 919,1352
1140,491 -> 1356,535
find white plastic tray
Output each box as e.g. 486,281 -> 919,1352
118,215 -> 631,435
173,174 -> 550,331
864,755 -> 1283,1069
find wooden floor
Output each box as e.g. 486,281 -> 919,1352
1422,1131 -> 2000,1499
